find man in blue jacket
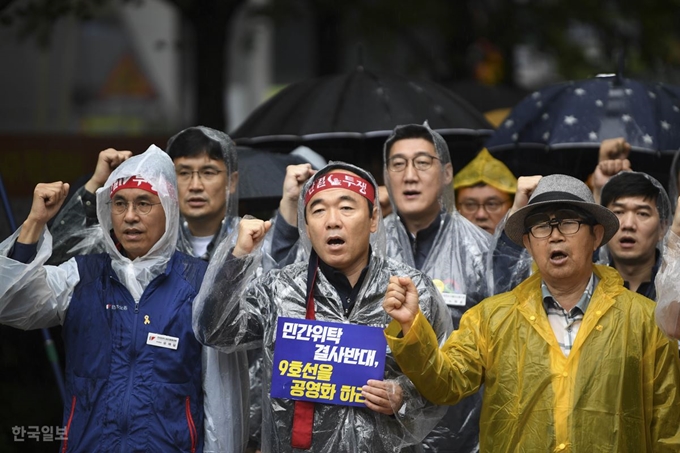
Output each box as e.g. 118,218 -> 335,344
0,146 -> 207,452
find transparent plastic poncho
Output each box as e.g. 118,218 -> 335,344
656,231 -> 680,339
669,150 -> 680,213
0,145 -> 177,331
192,161 -> 452,452
382,124 -> 492,453
93,145 -> 180,300
49,126 -> 241,264
168,126 -> 241,258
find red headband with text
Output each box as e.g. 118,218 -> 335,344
110,176 -> 158,198
304,172 -> 375,206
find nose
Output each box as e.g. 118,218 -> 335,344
618,211 -> 636,230
547,223 -> 565,241
123,203 -> 140,222
325,207 -> 341,228
473,205 -> 489,219
403,160 -> 419,181
188,171 -> 204,190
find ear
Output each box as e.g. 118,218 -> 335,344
522,233 -> 534,256
229,171 -> 239,194
369,205 -> 379,233
443,162 -> 453,186
593,224 -> 605,250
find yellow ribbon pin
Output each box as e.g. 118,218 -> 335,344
144,315 -> 150,325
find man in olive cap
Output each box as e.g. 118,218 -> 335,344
383,174 -> 680,452
454,148 -> 517,234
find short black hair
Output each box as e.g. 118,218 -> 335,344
166,127 -> 238,171
601,172 -> 659,208
384,125 -> 435,156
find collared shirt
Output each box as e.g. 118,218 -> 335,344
318,253 -> 370,317
400,212 -> 442,270
541,274 -> 598,357
610,248 -> 662,301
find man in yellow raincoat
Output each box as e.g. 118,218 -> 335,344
383,174 -> 680,452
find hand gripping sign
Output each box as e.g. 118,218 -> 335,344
271,317 -> 387,407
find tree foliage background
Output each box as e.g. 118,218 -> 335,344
2,0 -> 680,130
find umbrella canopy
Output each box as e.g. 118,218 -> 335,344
230,68 -> 494,177
485,74 -> 680,187
236,147 -> 308,218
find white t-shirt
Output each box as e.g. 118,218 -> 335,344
189,234 -> 214,258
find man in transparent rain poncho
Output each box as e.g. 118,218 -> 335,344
0,146 -> 220,452
382,123 -> 493,453
384,174 -> 680,452
193,162 -> 452,452
44,127 -> 250,453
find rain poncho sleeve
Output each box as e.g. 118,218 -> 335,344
269,210 -> 305,267
489,213 -> 532,295
47,185 -> 107,265
0,227 -> 79,330
655,230 -> 680,339
386,264 -> 680,452
193,231 -> 452,452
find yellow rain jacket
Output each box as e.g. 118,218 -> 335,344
386,265 -> 680,452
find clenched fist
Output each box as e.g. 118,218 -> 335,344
279,163 -> 316,226
18,181 -> 70,244
232,217 -> 272,258
383,276 -> 420,335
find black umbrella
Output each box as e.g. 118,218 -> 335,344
236,147 -> 308,218
485,74 -> 680,187
230,68 -> 494,177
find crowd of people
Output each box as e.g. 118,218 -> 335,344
1,122 -> 680,452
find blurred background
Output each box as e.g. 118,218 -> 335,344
1,0 -> 680,450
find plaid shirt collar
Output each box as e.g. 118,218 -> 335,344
541,273 -> 598,316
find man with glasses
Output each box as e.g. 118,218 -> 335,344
383,174 -> 680,452
47,127 -> 250,453
381,123 -> 492,453
454,148 -> 517,235
0,146 -> 214,452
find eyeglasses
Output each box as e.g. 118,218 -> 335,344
526,218 -> 589,239
387,154 -> 440,172
459,199 -> 509,214
176,169 -> 224,183
109,200 -> 161,215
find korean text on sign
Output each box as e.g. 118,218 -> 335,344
271,317 -> 387,407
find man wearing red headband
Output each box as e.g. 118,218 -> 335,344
193,162 -> 451,452
44,127 -> 250,453
0,146 -> 211,452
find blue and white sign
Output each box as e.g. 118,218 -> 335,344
271,317 -> 387,407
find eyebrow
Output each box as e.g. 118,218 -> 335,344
390,152 -> 436,159
308,193 -> 360,210
113,194 -> 154,202
176,164 -> 221,171
610,200 -> 654,211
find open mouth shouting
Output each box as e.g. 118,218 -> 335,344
549,249 -> 568,265
326,235 -> 346,251
402,190 -> 421,200
617,235 -> 636,250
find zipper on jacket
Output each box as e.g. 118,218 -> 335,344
61,395 -> 76,453
120,294 -> 141,453
185,396 -> 197,453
